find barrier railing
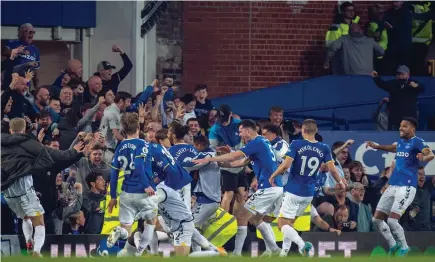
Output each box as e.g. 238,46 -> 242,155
284,95 -> 435,131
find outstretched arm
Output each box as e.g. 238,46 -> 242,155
219,158 -> 251,168
366,141 -> 397,153
193,150 -> 245,164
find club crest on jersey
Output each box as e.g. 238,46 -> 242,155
157,161 -> 163,167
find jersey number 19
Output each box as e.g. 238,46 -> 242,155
300,156 -> 320,176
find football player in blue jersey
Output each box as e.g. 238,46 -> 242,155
94,220 -> 170,257
194,119 -> 283,256
259,124 -> 291,256
168,122 -> 198,209
262,124 -> 290,185
150,129 -> 223,257
107,112 -> 157,256
366,117 -> 434,256
269,119 -> 345,257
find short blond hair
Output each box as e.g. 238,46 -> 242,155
9,118 -> 26,133
121,112 -> 140,136
302,119 -> 318,135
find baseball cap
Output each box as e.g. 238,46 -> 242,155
217,104 -> 232,123
396,65 -> 409,74
97,61 -> 116,71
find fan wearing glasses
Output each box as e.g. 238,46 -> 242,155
3,23 -> 40,88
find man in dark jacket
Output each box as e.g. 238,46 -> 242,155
371,65 -> 424,130
82,172 -> 106,234
93,45 -> 133,94
1,117 -> 85,256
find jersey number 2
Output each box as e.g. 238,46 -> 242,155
118,154 -> 135,175
300,156 -> 319,176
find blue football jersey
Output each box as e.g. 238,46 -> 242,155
284,140 -> 334,197
96,238 -> 125,256
240,136 -> 280,189
6,40 -> 41,69
169,144 -> 198,170
110,138 -> 154,199
389,136 -> 430,187
150,143 -> 192,190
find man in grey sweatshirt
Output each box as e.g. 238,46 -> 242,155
325,23 -> 385,75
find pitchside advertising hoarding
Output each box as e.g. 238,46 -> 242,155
2,233 -> 435,257
321,131 -> 435,176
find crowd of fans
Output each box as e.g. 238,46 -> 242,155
1,2 -> 434,243
325,1 -> 435,77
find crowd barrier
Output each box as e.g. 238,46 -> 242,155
2,232 -> 435,257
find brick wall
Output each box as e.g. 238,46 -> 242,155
182,1 -> 373,97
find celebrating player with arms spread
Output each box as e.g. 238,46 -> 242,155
366,117 -> 434,256
194,119 -> 283,256
269,119 -> 345,257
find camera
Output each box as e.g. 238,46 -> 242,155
341,221 -> 351,228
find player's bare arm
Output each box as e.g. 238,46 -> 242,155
366,141 -> 397,153
326,161 -> 346,189
417,148 -> 435,162
222,158 -> 250,168
269,156 -> 293,186
193,150 -> 245,164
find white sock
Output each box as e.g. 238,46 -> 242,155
280,225 -> 291,256
33,225 -> 45,254
188,250 -> 220,257
133,232 -> 141,249
281,224 -> 304,249
233,226 -> 247,255
263,223 -> 273,252
119,227 -> 129,239
387,218 -> 408,250
150,230 -> 159,255
257,222 -> 279,252
192,228 -> 216,250
22,219 -> 33,242
118,241 -> 137,257
192,243 -> 202,252
137,224 -> 155,254
373,218 -> 396,248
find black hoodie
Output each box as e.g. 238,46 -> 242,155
1,133 -> 83,190
82,190 -> 106,234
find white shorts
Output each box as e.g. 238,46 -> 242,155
192,202 -> 219,227
279,192 -> 313,219
5,189 -> 45,219
119,191 -> 158,225
178,183 -> 192,212
173,221 -> 194,247
244,187 -> 283,215
376,185 -> 416,216
157,183 -> 194,233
